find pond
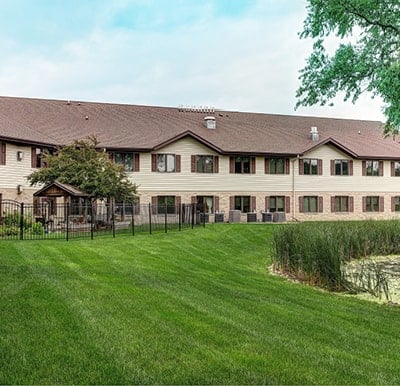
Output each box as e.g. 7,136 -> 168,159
343,256 -> 400,304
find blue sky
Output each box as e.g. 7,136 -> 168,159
0,0 -> 384,121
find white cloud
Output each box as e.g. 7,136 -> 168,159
0,0 -> 385,122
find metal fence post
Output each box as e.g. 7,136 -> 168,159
90,204 -> 94,240
112,201 -> 116,238
132,203 -> 135,237
66,203 -> 70,241
191,203 -> 195,229
164,204 -> 168,233
20,202 -> 24,240
148,203 -> 152,235
178,203 -> 182,231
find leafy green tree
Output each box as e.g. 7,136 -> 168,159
296,0 -> 400,134
27,136 -> 137,202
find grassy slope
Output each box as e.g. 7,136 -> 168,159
1,224 -> 400,385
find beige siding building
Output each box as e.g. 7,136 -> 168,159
1,96 -> 400,222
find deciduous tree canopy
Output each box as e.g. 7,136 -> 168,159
28,136 -> 137,202
296,0 -> 400,134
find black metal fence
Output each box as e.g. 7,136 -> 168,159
0,200 -> 204,241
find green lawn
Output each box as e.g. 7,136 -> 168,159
1,224 -> 400,384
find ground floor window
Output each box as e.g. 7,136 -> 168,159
365,196 -> 380,212
393,196 -> 400,212
334,196 -> 349,212
234,196 -> 251,213
269,196 -> 285,212
196,196 -> 214,213
302,196 -> 319,213
157,196 -> 176,214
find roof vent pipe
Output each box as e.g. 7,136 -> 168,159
309,126 -> 319,141
204,116 -> 216,129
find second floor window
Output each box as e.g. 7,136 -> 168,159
265,158 -> 289,174
192,155 -> 218,173
114,152 -> 134,172
391,161 -> 400,176
230,156 -> 256,174
31,147 -> 52,168
333,160 -> 349,175
0,142 -> 5,165
300,158 -> 321,175
235,156 -> 250,173
157,154 -> 175,172
366,160 -> 380,176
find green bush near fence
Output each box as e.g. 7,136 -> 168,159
0,212 -> 44,237
272,220 -> 400,291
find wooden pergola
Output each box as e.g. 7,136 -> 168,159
33,181 -> 89,203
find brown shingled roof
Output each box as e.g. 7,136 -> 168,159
0,95 -> 398,158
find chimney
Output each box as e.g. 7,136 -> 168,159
309,126 -> 319,141
204,116 -> 216,129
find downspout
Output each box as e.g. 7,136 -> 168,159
291,155 -> 299,221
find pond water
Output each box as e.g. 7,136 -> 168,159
343,256 -> 400,304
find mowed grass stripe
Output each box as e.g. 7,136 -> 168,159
0,224 -> 399,384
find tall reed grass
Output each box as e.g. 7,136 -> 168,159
272,220 -> 400,291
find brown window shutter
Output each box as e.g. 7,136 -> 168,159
0,143 -> 5,165
251,157 -> 256,174
362,197 -> 367,212
134,154 -> 140,172
229,157 -> 235,173
214,196 -> 219,212
134,197 -> 140,215
330,160 -> 335,176
265,196 -> 270,211
379,196 -> 384,212
285,196 -> 290,213
214,156 -> 219,173
151,196 -> 157,215
318,196 -> 323,213
299,159 -> 304,175
31,147 -> 36,168
264,158 -> 270,174
176,196 -> 181,206
175,155 -> 181,172
331,196 -> 336,212
379,161 -> 384,176
109,152 -> 114,162
151,154 -> 157,172
251,196 -> 256,211
299,196 -> 304,213
318,159 -> 323,175
349,160 -> 353,176
230,196 -> 235,210
391,196 -> 395,212
349,196 -> 354,212
191,196 -> 197,204
285,159 -> 290,174
362,161 -> 366,176
191,155 -> 196,172
391,161 -> 395,177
